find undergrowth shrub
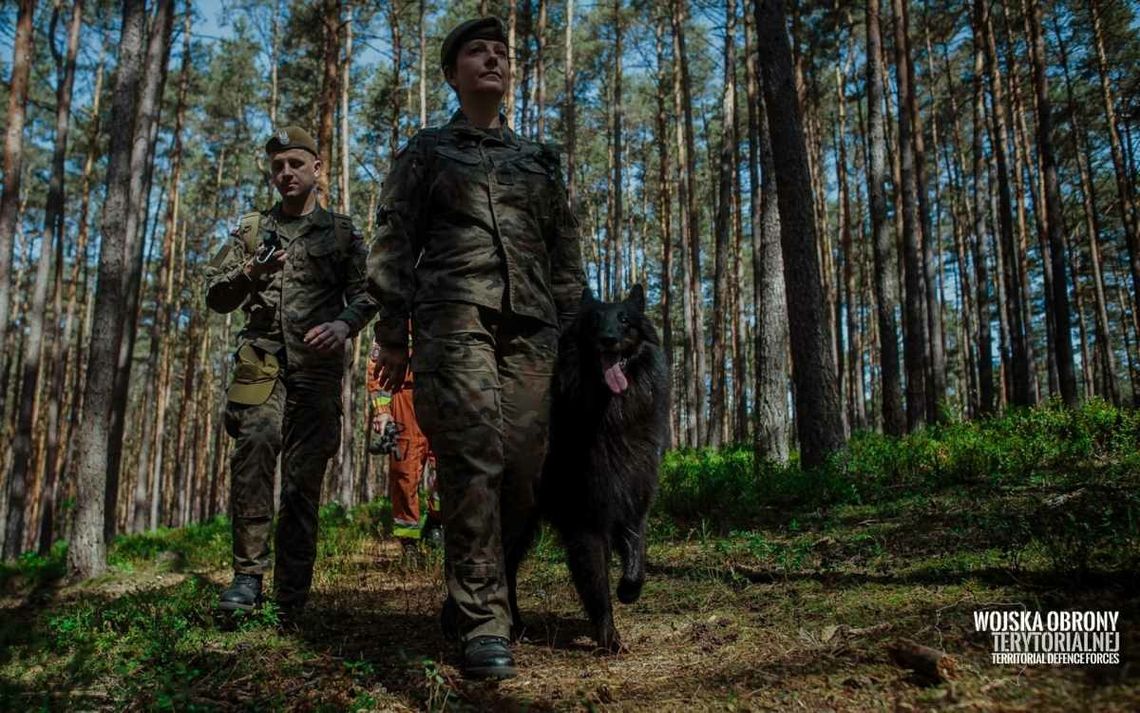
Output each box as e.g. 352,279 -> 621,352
656,400 -> 1140,566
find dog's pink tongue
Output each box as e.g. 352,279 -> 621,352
604,362 -> 629,394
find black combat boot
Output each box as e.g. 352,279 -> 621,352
462,635 -> 517,680
218,573 -> 262,612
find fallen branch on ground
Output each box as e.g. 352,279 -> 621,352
887,638 -> 957,683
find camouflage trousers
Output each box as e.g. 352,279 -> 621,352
411,302 -> 558,641
224,367 -> 342,607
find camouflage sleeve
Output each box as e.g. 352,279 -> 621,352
546,156 -> 586,332
204,229 -> 253,314
336,225 -> 379,337
367,134 -> 427,348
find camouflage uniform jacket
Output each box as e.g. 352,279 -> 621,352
367,110 -> 585,347
205,204 -> 378,370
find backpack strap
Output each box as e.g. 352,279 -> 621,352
237,211 -> 263,254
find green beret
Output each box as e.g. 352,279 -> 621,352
440,17 -> 508,71
265,126 -> 318,157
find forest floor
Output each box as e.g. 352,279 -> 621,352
2,475 -> 1139,711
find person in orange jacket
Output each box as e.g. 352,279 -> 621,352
367,338 -> 441,550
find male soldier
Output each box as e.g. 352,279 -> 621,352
205,126 -> 377,616
367,17 -> 584,679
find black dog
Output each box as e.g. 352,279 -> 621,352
535,284 -> 670,651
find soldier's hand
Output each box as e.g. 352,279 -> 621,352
244,250 -> 287,279
305,320 -> 350,353
372,409 -> 392,434
375,344 -> 409,393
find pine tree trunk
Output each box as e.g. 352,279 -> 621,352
756,0 -> 844,467
563,0 -> 576,204
0,0 -> 36,468
318,0 -> 341,205
388,0 -> 403,157
890,0 -> 929,430
1053,15 -> 1119,404
709,0 -> 737,448
68,0 -> 147,579
866,0 -> 905,435
1000,5 -> 1044,402
535,0 -> 546,140
1026,0 -> 1077,405
10,0 -> 82,557
671,0 -> 706,446
1087,0 -> 1140,351
506,1 -> 517,124
654,13 -> 676,448
607,0 -> 623,297
748,0 -> 790,460
104,0 -> 176,542
336,3 -> 355,506
38,0 -> 85,554
978,0 -> 1032,407
418,0 -> 426,127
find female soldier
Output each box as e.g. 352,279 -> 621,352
366,17 -> 584,679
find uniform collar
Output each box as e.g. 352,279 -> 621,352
447,109 -> 519,148
268,203 -> 331,236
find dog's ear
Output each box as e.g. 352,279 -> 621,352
627,284 -> 646,313
581,287 -> 597,305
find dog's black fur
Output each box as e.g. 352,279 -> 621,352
533,284 -> 670,651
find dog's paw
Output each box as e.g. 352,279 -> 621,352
595,625 -> 628,654
616,576 -> 643,604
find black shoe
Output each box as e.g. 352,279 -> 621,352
218,573 -> 262,612
462,635 -> 517,680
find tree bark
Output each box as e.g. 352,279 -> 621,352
748,0 -> 790,462
104,0 -> 176,541
337,1 -> 356,505
535,0 -> 547,140
671,0 -> 706,446
563,0 -> 576,204
654,12 -> 676,448
388,0 -> 403,157
39,0 -> 87,553
756,0 -> 844,468
891,0 -> 928,430
1026,0 -> 1077,405
1087,0 -> 1140,350
418,0 -> 426,127
709,0 -> 737,447
866,0 -> 904,435
1053,14 -> 1119,404
68,0 -> 147,579
0,0 -> 36,446
10,0 -> 82,557
606,0 -> 623,298
318,0 -> 341,205
979,0 -> 1032,407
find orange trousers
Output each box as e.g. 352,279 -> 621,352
388,387 -> 436,536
